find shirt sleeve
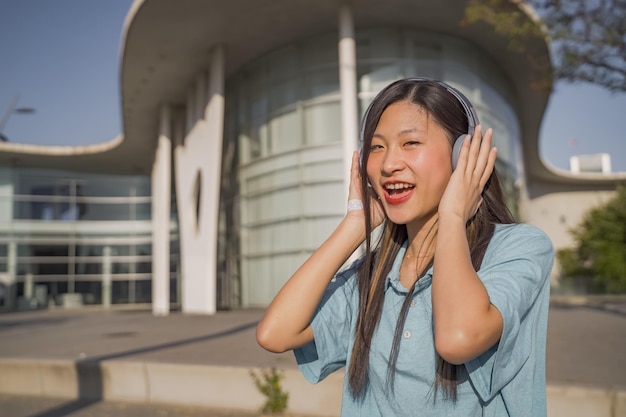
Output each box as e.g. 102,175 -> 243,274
293,260 -> 361,384
465,224 -> 554,402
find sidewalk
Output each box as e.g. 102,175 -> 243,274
0,301 -> 625,416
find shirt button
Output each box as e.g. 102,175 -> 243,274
410,300 -> 417,307
403,330 -> 411,339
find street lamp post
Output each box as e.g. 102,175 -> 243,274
0,95 -> 36,142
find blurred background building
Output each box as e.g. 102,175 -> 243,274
569,153 -> 612,174
0,0 -> 623,314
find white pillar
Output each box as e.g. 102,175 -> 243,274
7,242 -> 16,309
196,73 -> 207,121
186,89 -> 195,133
176,45 -> 225,315
338,4 -> 359,195
24,273 -> 33,299
339,5 -> 363,263
203,45 -> 225,314
151,105 -> 172,316
102,246 -> 112,308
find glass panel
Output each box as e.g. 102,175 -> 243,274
304,101 -> 341,145
75,262 -> 103,275
14,169 -> 150,198
135,202 -> 152,220
18,244 -> 69,257
112,281 -> 129,304
78,203 -> 131,221
12,200 -> 152,221
270,110 -> 301,152
134,280 -> 152,303
269,80 -> 299,113
137,243 -> 152,256
111,262 -> 151,274
305,69 -> 339,100
112,263 -> 132,274
13,200 -> 84,221
76,245 -> 105,257
169,278 -> 178,303
21,263 -> 69,275
75,281 -> 102,304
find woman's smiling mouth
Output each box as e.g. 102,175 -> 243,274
383,182 -> 415,204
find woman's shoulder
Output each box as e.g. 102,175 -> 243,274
494,223 -> 550,241
493,223 -> 552,246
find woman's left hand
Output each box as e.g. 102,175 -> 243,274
438,125 -> 497,222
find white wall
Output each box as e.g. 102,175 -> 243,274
523,180 -> 617,283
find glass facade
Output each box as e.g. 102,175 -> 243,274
0,167 -> 179,309
223,29 -> 523,307
0,28 -> 524,312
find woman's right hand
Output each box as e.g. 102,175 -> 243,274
347,151 -> 385,228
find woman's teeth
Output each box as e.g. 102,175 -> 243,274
385,183 -> 414,190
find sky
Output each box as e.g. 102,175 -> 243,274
1,0 -> 625,173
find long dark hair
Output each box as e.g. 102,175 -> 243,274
348,79 -> 515,400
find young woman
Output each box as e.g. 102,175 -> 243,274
257,78 -> 554,416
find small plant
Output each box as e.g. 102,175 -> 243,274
250,367 -> 289,415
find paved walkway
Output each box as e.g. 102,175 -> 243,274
0,299 -> 624,416
1,302 -> 625,388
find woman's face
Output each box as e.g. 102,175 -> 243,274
366,101 -> 453,227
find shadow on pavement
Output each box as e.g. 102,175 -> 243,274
24,320 -> 258,417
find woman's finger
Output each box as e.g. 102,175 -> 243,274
480,147 -> 498,187
473,128 -> 492,178
464,125 -> 483,176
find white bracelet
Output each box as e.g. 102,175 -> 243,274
347,199 -> 364,212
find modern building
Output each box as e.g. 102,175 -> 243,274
1,0 -> 624,314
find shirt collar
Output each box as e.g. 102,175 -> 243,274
385,240 -> 434,293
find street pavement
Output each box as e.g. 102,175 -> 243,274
0,298 -> 624,416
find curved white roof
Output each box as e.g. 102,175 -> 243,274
3,0 -> 619,184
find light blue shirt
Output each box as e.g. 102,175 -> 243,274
295,223 -> 554,417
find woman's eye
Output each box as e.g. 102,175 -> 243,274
405,140 -> 421,146
370,144 -> 383,151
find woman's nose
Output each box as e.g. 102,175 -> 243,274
382,148 -> 404,175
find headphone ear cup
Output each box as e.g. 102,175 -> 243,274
451,134 -> 467,170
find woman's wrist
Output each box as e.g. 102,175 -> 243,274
347,199 -> 364,212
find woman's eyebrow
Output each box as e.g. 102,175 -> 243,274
373,128 -> 419,139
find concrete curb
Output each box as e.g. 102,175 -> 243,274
0,358 -> 624,417
0,358 -> 342,416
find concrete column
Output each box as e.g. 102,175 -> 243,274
339,5 -> 363,263
201,44 -> 225,315
172,115 -> 185,310
24,274 -> 33,299
176,45 -> 225,315
195,73 -> 207,121
151,105 -> 172,316
186,89 -> 195,133
102,246 -> 112,308
338,4 -> 359,195
6,241 -> 16,309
